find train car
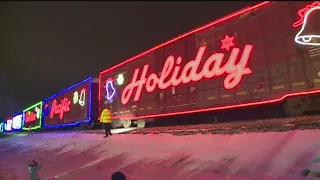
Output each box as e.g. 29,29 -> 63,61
42,77 -> 99,130
22,101 -> 43,131
1,112 -> 23,132
99,1 -> 320,128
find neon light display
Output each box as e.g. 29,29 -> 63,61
50,98 -> 71,120
4,118 -> 13,132
97,1 -> 320,121
22,101 -> 43,130
12,113 -> 23,130
79,88 -> 86,106
73,91 -> 79,104
98,1 -> 270,102
105,78 -> 116,100
221,35 -> 235,51
43,77 -> 92,128
0,123 -> 3,132
115,89 -> 320,120
294,6 -> 320,46
293,1 -> 320,28
117,74 -> 124,85
121,44 -> 253,105
25,111 -> 37,123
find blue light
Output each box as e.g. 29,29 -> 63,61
106,80 -> 115,100
42,77 -> 93,129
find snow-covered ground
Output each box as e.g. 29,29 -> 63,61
1,130 -> 320,180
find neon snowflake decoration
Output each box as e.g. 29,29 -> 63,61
221,35 -> 235,51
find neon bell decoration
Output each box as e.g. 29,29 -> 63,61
294,5 -> 320,46
79,88 -> 86,106
106,78 -> 116,100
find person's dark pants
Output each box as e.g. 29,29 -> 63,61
104,123 -> 112,136
28,131 -> 33,136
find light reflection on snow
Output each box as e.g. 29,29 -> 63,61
1,130 -> 320,180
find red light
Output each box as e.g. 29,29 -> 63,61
121,45 -> 253,105
115,89 -> 320,120
99,1 -> 271,101
293,1 -> 320,28
221,35 -> 235,51
50,98 -> 71,120
25,112 -> 37,123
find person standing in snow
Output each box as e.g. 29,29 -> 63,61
28,160 -> 42,180
28,125 -> 33,136
100,108 -> 113,138
111,172 -> 126,180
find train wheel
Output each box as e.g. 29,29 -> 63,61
122,120 -> 132,128
284,97 -> 307,116
111,120 -> 121,129
137,120 -> 146,128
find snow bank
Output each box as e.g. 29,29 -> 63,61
1,130 -> 320,180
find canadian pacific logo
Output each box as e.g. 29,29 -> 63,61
294,1 -> 320,46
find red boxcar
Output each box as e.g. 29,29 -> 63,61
99,1 -> 320,128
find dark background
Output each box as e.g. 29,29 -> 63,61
43,80 -> 90,126
0,1 -> 257,120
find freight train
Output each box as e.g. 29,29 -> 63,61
1,1 -> 320,132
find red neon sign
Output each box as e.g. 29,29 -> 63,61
293,1 -> 320,28
121,44 -> 253,105
25,112 -> 37,123
98,2 -> 270,102
50,98 -> 71,120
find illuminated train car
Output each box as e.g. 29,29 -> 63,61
23,102 -> 43,131
1,112 -> 23,132
99,1 -> 320,128
42,77 -> 99,129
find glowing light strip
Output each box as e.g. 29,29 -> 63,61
115,89 -> 320,120
294,7 -> 320,46
42,77 -> 93,128
22,101 -> 43,130
98,1 -> 271,101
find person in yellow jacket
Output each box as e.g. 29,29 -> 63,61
100,108 -> 113,138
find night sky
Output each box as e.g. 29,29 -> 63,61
0,1 -> 256,119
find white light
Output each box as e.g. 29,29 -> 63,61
117,74 -> 124,85
12,114 -> 23,129
35,107 -> 41,119
5,119 -> 12,131
79,89 -> 86,106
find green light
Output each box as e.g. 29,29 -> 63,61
117,74 -> 124,85
22,101 -> 43,131
73,91 -> 79,104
